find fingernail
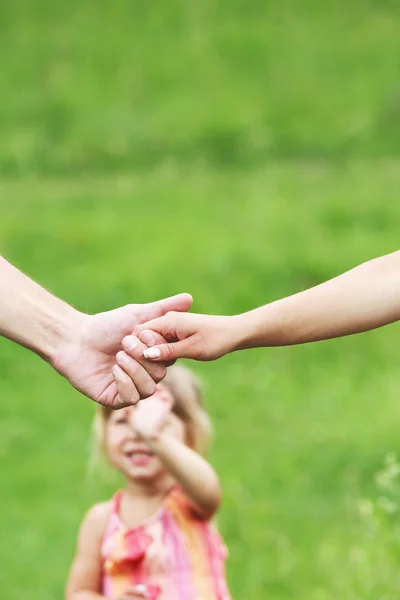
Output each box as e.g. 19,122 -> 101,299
123,336 -> 138,351
116,351 -> 128,364
143,347 -> 161,359
139,330 -> 156,347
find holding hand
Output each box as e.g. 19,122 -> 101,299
131,312 -> 241,363
0,257 -> 193,408
54,295 -> 192,407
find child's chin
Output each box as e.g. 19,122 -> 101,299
127,465 -> 162,482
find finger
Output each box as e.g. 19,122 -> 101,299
112,364 -> 140,407
134,315 -> 175,340
115,350 -> 160,402
136,330 -> 176,367
120,336 -> 167,383
142,338 -> 194,362
137,293 -> 193,324
97,380 -> 121,408
137,330 -> 165,348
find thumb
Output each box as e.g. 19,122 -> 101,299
139,293 -> 193,323
142,339 -> 193,361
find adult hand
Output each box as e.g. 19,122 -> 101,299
53,294 -> 193,407
132,312 -> 241,363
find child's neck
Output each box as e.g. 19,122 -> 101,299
124,473 -> 175,500
119,475 -> 175,528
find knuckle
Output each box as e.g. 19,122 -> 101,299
166,310 -> 178,321
129,344 -> 144,361
113,395 -> 127,408
117,401 -> 130,409
185,336 -> 204,359
140,379 -> 157,400
127,359 -> 141,376
127,388 -> 140,405
152,364 -> 167,383
152,332 -> 167,345
116,369 -> 129,384
165,343 -> 176,359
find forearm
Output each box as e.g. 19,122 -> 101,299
147,432 -> 221,518
237,250 -> 400,348
0,256 -> 81,363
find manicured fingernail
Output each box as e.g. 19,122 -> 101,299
123,336 -> 138,351
139,330 -> 156,346
143,347 -> 161,359
117,351 -> 128,364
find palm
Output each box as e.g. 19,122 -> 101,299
54,295 -> 192,406
57,306 -> 138,405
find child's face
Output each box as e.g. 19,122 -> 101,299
105,385 -> 186,483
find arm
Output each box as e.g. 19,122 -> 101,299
133,397 -> 221,520
0,256 -> 80,362
65,504 -> 109,600
240,250 -> 400,347
130,250 -> 400,361
0,255 -> 192,406
148,432 -> 221,520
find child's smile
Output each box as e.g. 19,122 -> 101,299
123,444 -> 154,467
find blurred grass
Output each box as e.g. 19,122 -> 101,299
0,0 -> 400,175
1,1 -> 400,599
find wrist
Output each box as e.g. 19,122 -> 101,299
230,310 -> 265,351
225,313 -> 251,352
44,304 -> 86,367
212,314 -> 246,356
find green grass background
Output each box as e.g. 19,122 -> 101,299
1,1 -> 400,598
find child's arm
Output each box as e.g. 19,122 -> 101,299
133,398 -> 221,520
66,502 -> 160,600
149,432 -> 221,520
65,503 -> 109,600
132,250 -> 400,360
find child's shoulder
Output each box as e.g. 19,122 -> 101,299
80,499 -> 114,538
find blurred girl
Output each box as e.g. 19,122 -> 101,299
66,365 -> 231,600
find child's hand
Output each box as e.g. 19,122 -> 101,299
117,583 -> 161,600
131,388 -> 173,442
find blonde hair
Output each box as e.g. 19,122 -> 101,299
93,364 -> 212,464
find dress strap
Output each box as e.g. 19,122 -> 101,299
112,490 -> 123,516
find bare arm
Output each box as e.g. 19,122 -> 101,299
131,250 -> 400,362
65,503 -> 109,600
132,396 -> 221,520
148,432 -> 221,520
0,255 -> 192,406
239,250 -> 400,347
0,256 -> 80,362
